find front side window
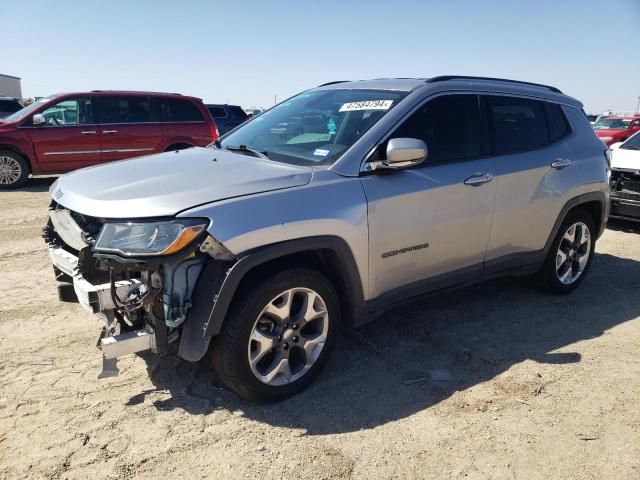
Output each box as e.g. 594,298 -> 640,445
385,94 -> 489,164
40,97 -> 93,126
593,117 -> 631,130
219,89 -> 407,166
486,96 -> 548,154
100,96 -> 150,124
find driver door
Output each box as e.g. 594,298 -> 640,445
29,96 -> 101,172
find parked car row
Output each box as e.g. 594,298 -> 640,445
42,76 -> 610,401
0,92 -> 258,188
592,113 -> 640,147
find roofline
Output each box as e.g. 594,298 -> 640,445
0,73 -> 21,80
426,75 -> 562,94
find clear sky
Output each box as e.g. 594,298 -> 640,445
2,0 -> 639,114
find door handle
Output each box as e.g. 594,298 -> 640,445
81,130 -> 97,135
551,158 -> 572,169
102,129 -> 118,134
464,172 -> 494,186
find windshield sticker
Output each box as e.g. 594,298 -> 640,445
313,148 -> 330,157
339,100 -> 394,112
327,117 -> 337,134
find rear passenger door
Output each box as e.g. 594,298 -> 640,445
483,95 -> 573,268
361,94 -> 497,299
97,95 -> 163,163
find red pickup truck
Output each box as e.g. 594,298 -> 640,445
0,91 -> 218,188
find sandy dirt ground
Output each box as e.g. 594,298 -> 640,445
1,178 -> 639,480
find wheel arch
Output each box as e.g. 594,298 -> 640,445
178,236 -> 365,362
164,142 -> 194,152
543,191 -> 608,256
0,145 -> 32,173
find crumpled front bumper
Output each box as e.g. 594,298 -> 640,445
610,169 -> 640,222
48,244 -> 156,375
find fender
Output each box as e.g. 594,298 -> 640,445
178,235 -> 364,362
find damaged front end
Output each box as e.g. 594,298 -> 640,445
43,201 -> 234,377
610,169 -> 640,222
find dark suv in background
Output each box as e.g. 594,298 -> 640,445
206,104 -> 249,135
0,96 -> 23,119
0,91 -> 218,189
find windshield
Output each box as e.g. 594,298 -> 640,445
621,132 -> 640,150
2,98 -> 51,123
593,117 -> 631,130
216,89 -> 407,166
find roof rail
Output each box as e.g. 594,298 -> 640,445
90,90 -> 182,95
318,80 -> 349,87
426,76 -> 562,94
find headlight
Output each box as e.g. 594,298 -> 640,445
94,219 -> 208,257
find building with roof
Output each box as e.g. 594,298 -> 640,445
0,74 -> 22,99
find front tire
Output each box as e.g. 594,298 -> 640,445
209,267 -> 340,402
539,208 -> 595,294
0,150 -> 29,189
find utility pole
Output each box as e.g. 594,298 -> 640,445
274,94 -> 277,105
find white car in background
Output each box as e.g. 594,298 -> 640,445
609,131 -> 640,221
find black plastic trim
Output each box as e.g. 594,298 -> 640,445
178,236 -> 364,362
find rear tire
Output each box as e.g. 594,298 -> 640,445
209,267 -> 340,402
0,150 -> 29,189
539,208 -> 595,294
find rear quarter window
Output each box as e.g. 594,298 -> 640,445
546,103 -> 571,141
159,98 -> 204,122
207,106 -> 227,118
228,106 -> 248,120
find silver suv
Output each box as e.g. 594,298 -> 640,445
44,76 -> 609,401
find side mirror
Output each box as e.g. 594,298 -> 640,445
384,138 -> 428,169
32,114 -> 45,126
609,142 -> 623,150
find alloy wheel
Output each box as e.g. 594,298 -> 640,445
0,155 -> 22,186
555,221 -> 591,285
247,287 -> 329,386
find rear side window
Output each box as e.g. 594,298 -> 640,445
159,98 -> 204,122
390,94 -> 489,163
207,106 -> 227,118
546,103 -> 571,141
100,96 -> 150,124
485,96 -> 549,154
228,106 -> 248,120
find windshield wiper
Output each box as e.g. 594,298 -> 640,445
224,144 -> 270,160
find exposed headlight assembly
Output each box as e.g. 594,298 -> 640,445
94,219 -> 208,257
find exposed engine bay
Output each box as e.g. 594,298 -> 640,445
43,201 -> 234,377
610,169 -> 640,221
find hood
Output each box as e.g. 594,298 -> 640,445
51,147 -> 312,218
611,147 -> 640,172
